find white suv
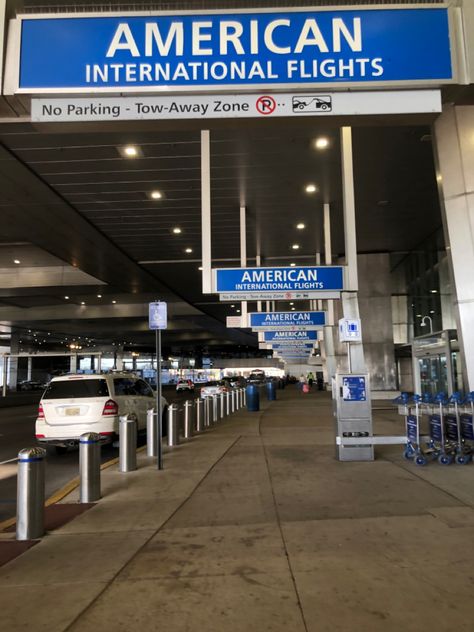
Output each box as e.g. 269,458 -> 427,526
35,372 -> 168,454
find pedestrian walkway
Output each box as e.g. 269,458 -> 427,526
1,387 -> 474,631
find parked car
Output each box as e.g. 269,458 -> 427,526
18,380 -> 47,392
224,376 -> 247,388
35,372 -> 168,454
176,379 -> 195,392
200,380 -> 229,399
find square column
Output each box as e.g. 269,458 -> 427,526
434,104 -> 474,390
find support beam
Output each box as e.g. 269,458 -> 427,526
201,130 -> 212,294
240,206 -> 247,324
341,127 -> 358,291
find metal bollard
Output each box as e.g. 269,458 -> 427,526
212,396 -> 218,424
235,389 -> 240,411
16,447 -> 46,541
243,387 -> 247,406
231,389 -> 236,414
119,414 -> 137,472
146,408 -> 157,457
167,404 -> 180,446
241,388 -> 245,407
196,398 -> 204,432
226,391 -> 231,416
79,432 -> 101,503
184,400 -> 194,439
204,396 -> 212,428
220,392 -> 225,419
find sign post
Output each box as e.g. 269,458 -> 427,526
149,301 -> 167,470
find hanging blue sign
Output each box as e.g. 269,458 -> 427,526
11,8 -> 453,93
216,266 -> 344,294
264,331 -> 318,342
271,343 -> 314,350
250,311 -> 326,331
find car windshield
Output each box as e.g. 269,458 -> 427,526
43,379 -> 109,399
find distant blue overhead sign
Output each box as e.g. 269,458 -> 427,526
216,266 -> 344,300
264,331 -> 318,343
10,8 -> 453,93
250,311 -> 326,331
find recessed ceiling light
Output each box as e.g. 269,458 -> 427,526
416,314 -> 422,317
231,304 -> 235,308
430,289 -> 438,294
13,259 -> 20,264
236,309 -> 241,313
296,223 -> 306,230
172,227 -> 182,234
290,302 -> 294,306
430,310 -> 435,314
198,266 -> 203,271
314,137 -> 329,150
64,296 -> 69,300
150,190 -> 162,200
291,244 -> 300,250
305,184 -> 317,194
81,301 -> 85,305
185,248 -> 193,254
290,263 -> 296,267
118,145 -> 142,158
112,300 -> 117,304
291,307 -> 295,311
97,294 -> 102,298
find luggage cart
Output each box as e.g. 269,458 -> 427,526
460,392 -> 474,457
396,393 -> 430,466
446,392 -> 472,465
426,392 -> 455,465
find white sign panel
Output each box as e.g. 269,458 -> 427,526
338,318 -> 362,342
148,301 -> 167,330
31,90 -> 441,123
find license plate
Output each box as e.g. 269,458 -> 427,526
65,407 -> 80,416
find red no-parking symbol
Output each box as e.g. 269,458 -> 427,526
256,95 -> 276,115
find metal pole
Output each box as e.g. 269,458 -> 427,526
184,400 -> 193,439
196,398 -> 204,432
16,447 -> 46,540
201,129 -> 212,294
235,389 -> 240,411
167,404 -> 180,446
220,392 -> 225,419
79,432 -> 101,503
2,356 -> 8,397
212,395 -> 218,424
243,387 -> 247,407
231,390 -> 235,414
204,396 -> 212,427
119,415 -> 137,472
147,408 -> 157,457
226,391 -> 230,416
156,329 -> 163,470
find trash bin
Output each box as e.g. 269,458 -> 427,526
246,384 -> 260,412
266,381 -> 277,401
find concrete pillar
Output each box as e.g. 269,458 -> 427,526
8,332 -> 19,391
27,356 -> 32,381
434,104 -> 474,390
70,354 -> 77,373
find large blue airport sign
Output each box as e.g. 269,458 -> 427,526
8,7 -> 454,94
264,331 -> 318,343
250,311 -> 326,331
216,266 -> 344,301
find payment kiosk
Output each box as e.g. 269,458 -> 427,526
333,373 -> 374,461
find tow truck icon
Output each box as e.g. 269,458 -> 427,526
292,96 -> 332,113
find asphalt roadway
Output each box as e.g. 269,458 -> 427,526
0,387 -> 195,523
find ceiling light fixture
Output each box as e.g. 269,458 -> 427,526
315,137 -> 329,150
305,184 -> 317,194
64,296 -> 69,300
185,248 -> 193,254
112,300 -> 117,304
172,227 -> 182,234
296,223 -> 306,230
198,266 -> 203,271
81,301 -> 85,305
150,190 -> 162,200
13,259 -> 20,264
291,244 -> 300,250
118,145 -> 142,159
97,294 -> 102,298
430,289 -> 438,294
290,263 -> 296,267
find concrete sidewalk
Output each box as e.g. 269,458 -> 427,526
1,387 -> 474,631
